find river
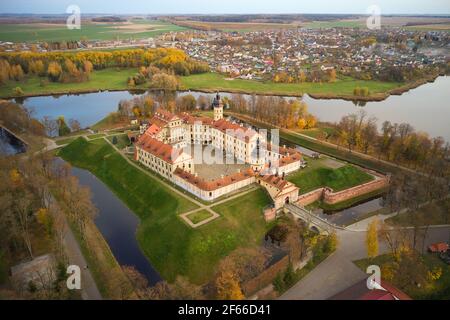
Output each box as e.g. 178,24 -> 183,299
61,159 -> 162,285
18,76 -> 450,141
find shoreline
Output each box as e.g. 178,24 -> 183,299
1,74 -> 443,102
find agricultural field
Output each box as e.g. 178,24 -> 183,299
303,19 -> 365,29
174,20 -> 301,32
0,19 -> 187,42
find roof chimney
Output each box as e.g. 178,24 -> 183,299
220,174 -> 224,179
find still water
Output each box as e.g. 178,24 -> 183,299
60,159 -> 162,285
19,76 -> 450,141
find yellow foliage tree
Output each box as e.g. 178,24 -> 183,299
215,270 -> 244,300
297,118 -> 307,129
366,219 -> 379,259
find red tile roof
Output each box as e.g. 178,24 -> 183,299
212,118 -> 258,142
179,113 -> 214,125
136,134 -> 182,164
329,279 -> 412,300
174,168 -> 255,191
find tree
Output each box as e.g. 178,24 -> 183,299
42,116 -> 58,137
13,87 -> 24,96
150,73 -> 179,91
57,116 -> 71,136
215,269 -> 244,300
329,69 -> 337,83
366,219 -> 379,259
47,61 -> 62,82
178,94 -> 197,111
68,119 -> 81,132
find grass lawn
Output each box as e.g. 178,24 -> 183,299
386,199 -> 450,227
0,68 -> 142,98
295,127 -> 335,139
87,133 -> 106,140
58,138 -> 272,284
108,134 -> 131,149
287,157 -> 374,194
0,20 -> 188,43
55,137 -> 77,146
180,72 -> 402,97
186,210 -> 214,225
354,253 -> 450,300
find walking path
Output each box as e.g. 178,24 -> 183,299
48,199 -> 102,300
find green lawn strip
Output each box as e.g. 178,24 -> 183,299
287,163 -> 374,195
55,137 -> 77,146
87,133 -> 106,140
59,138 -> 273,284
0,68 -> 143,98
354,254 -> 450,300
180,72 -> 402,97
296,127 -> 335,139
186,210 -> 214,225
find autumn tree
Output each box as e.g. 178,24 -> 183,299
47,61 -> 62,82
215,269 -> 244,300
57,116 -> 71,136
150,73 -> 179,91
366,219 -> 379,259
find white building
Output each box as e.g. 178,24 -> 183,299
134,93 -> 303,201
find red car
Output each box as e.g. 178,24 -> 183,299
428,242 -> 449,253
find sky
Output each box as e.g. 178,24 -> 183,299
0,0 -> 449,15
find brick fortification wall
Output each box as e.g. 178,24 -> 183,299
297,171 -> 389,207
242,255 -> 289,296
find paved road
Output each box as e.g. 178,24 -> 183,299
280,224 -> 450,300
51,199 -> 102,300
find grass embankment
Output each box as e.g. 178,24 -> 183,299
355,254 -> 450,300
287,158 -> 374,194
107,134 -> 131,150
59,138 -> 272,284
386,199 -> 450,227
180,72 -> 402,99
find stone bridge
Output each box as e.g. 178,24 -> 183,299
284,203 -> 344,234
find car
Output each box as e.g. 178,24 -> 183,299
428,242 -> 449,253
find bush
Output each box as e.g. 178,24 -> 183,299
13,87 -> 24,96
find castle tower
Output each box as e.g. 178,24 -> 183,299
213,92 -> 224,121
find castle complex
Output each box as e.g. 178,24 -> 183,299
134,93 -> 303,204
